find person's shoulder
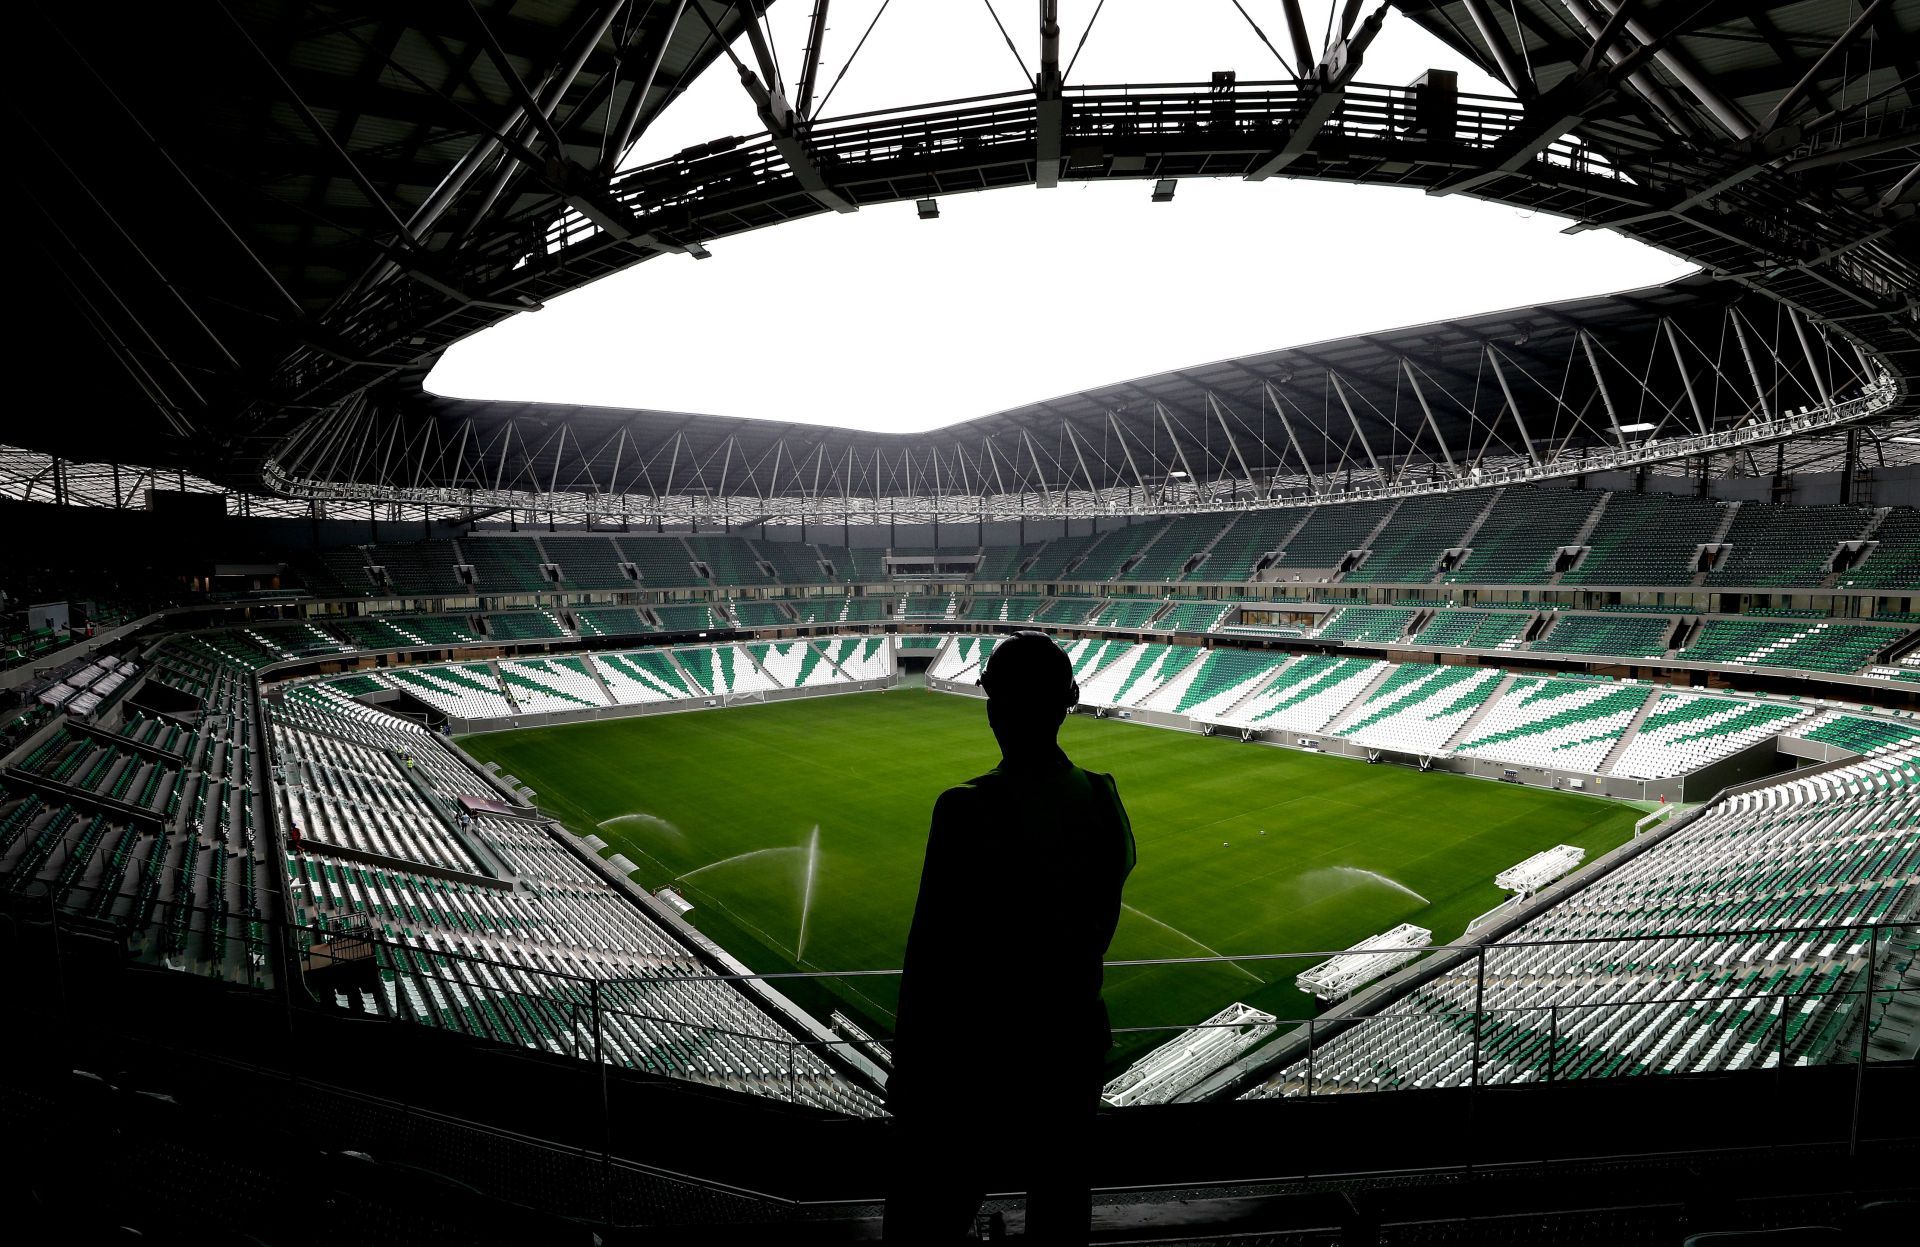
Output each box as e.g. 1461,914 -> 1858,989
940,773 -> 1000,801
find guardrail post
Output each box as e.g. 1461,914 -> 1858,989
1305,1017 -> 1315,1097
1471,945 -> 1485,1088
1852,923 -> 1875,1156
1547,1004 -> 1557,1083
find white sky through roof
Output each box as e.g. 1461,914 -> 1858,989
427,2 -> 1696,432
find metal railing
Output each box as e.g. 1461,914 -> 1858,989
8,867 -> 1912,1123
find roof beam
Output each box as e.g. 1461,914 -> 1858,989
1328,371 -> 1389,487
1035,0 -> 1064,187
1246,3 -> 1389,181
1399,358 -> 1458,473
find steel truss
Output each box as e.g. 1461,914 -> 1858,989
16,3 -> 1915,514
262,293 -> 1902,523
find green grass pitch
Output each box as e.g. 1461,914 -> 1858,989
458,688 -> 1640,1066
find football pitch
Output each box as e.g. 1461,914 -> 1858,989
458,688 -> 1641,1063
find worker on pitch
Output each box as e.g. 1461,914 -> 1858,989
884,631 -> 1136,1246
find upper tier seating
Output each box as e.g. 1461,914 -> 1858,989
484,610 -> 569,641
1561,493 -> 1727,586
1839,508 -> 1920,590
1318,606 -> 1414,643
685,535 -> 774,587
1446,487 -> 1602,584
1274,501 -> 1396,575
751,539 -> 830,584
574,606 -> 655,637
1531,614 -> 1673,659
1410,608 -> 1530,650
1705,504 -> 1871,587
1454,677 -> 1650,773
1127,514 -> 1232,582
1248,749 -> 1920,1096
303,549 -> 378,595
615,536 -> 703,588
1677,619 -> 1905,674
1610,692 -> 1811,779
1074,520 -> 1173,581
1344,493 -> 1487,584
463,537 -> 549,592
1191,510 -> 1299,582
541,534 -> 631,590
1024,532 -> 1106,581
976,542 -> 1044,581
371,541 -> 466,595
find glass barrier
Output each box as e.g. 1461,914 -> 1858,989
11,868 -> 1912,1122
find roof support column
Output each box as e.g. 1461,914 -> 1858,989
1154,403 -> 1201,496
1786,306 -> 1834,408
1729,309 -> 1772,424
1020,429 -> 1052,513
1263,382 -> 1320,495
1580,331 -> 1628,448
1328,372 -> 1390,488
1662,319 -> 1710,436
1208,394 -> 1259,497
1107,412 -> 1148,494
1063,422 -> 1097,498
1399,359 -> 1458,474
1484,347 -> 1541,466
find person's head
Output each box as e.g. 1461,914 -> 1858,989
978,631 -> 1078,755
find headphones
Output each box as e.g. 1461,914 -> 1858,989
981,630 -> 1080,709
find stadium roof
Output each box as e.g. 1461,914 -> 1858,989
16,1 -> 1917,512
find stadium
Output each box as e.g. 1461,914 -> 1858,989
3,1 -> 1917,1242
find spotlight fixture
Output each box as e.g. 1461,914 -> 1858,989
916,197 -> 939,220
1152,178 -> 1177,203
1616,422 -> 1657,434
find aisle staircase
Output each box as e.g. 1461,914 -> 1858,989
1439,672 -> 1517,749
1549,492 -> 1612,584
1595,685 -> 1663,775
1319,663 -> 1399,734
1692,502 -> 1743,585
1450,488 -> 1506,562
1342,501 -> 1406,579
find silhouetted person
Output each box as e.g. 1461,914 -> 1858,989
884,631 -> 1136,1245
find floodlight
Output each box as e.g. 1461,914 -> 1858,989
916,197 -> 939,220
1152,178 -> 1177,203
